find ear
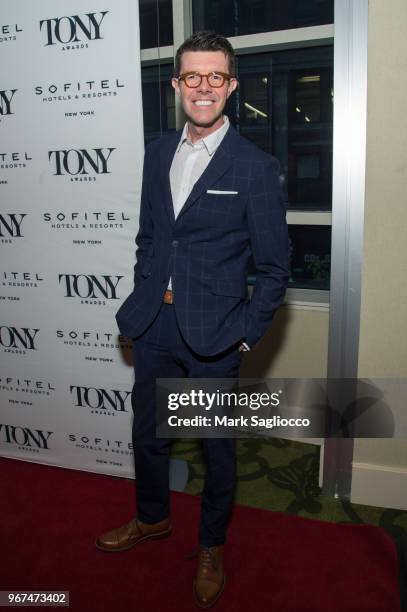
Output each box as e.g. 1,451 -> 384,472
171,77 -> 181,97
226,78 -> 238,99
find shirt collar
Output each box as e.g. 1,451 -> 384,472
176,115 -> 230,155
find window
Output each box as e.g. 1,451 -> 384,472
192,0 -> 333,37
141,64 -> 176,144
287,225 -> 331,289
226,46 -> 333,210
139,0 -> 173,48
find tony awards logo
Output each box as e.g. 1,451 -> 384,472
48,148 -> 115,181
0,214 -> 26,242
58,274 -> 122,306
0,326 -> 39,354
0,423 -> 53,451
39,11 -> 108,50
70,386 -> 131,416
0,89 -> 17,118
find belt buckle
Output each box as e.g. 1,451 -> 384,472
163,289 -> 173,304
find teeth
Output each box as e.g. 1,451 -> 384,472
194,100 -> 214,106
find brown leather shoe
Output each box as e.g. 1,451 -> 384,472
193,545 -> 225,609
95,517 -> 171,552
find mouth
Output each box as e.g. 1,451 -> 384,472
193,100 -> 215,107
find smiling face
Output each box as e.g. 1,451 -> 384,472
171,50 -> 237,141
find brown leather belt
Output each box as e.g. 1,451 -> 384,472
162,289 -> 173,304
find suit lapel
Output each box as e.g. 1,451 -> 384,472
159,123 -> 241,225
175,124 -> 239,222
160,130 -> 181,226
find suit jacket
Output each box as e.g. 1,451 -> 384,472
116,123 -> 290,356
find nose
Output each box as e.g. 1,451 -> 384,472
197,75 -> 212,92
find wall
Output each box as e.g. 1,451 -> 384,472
240,305 -> 329,379
351,0 -> 407,509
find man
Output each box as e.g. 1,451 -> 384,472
96,31 -> 290,608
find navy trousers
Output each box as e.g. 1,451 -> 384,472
131,301 -> 243,547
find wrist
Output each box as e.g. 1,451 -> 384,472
238,341 -> 251,352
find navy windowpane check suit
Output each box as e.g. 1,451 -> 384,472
116,123 -> 290,355
115,122 -> 290,546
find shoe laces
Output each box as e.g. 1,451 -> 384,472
127,518 -> 142,536
186,546 -> 219,571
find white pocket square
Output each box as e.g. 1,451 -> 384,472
206,189 -> 238,195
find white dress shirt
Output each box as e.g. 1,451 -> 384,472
167,115 -> 230,289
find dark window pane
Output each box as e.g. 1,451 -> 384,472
193,0 -> 333,37
141,64 -> 176,144
248,225 -> 331,290
225,46 -> 333,210
288,225 -> 331,289
139,0 -> 173,49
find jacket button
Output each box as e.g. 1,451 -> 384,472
172,240 -> 179,247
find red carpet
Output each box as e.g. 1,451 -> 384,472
0,457 -> 401,611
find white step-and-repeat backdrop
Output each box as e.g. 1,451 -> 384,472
0,0 -> 146,477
